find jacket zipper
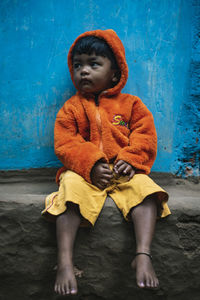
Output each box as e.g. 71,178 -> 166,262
95,95 -> 103,151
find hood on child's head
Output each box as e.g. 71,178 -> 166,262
68,29 -> 129,96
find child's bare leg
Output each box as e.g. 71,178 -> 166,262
131,196 -> 159,289
54,202 -> 81,295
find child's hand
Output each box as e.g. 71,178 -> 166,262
91,162 -> 113,190
113,160 -> 135,181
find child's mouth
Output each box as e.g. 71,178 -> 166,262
80,79 -> 92,85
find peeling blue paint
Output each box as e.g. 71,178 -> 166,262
171,0 -> 200,178
0,0 -> 199,177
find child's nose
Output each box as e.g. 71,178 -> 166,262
81,66 -> 90,75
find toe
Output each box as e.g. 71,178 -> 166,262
61,284 -> 66,295
152,279 -> 156,288
66,285 -> 70,295
56,285 -> 61,295
146,277 -> 151,288
138,280 -> 145,288
70,280 -> 77,294
155,278 -> 159,288
63,283 -> 68,295
150,279 -> 155,288
71,288 -> 77,295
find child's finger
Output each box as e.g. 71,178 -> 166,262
96,182 -> 104,190
102,172 -> 114,182
115,163 -> 127,174
113,165 -> 118,173
101,178 -> 110,186
101,163 -> 112,171
103,168 -> 113,174
102,173 -> 113,180
122,165 -> 132,175
101,163 -> 110,168
102,167 -> 113,176
97,179 -> 109,190
128,169 -> 135,180
114,160 -> 124,168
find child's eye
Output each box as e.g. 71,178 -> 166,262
73,63 -> 81,69
91,62 -> 99,67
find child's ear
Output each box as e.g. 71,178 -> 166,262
112,72 -> 118,83
112,70 -> 120,83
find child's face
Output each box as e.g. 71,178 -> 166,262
73,53 -> 117,95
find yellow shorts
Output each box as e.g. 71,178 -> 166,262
42,169 -> 171,225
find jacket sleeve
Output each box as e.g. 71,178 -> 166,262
54,103 -> 108,183
116,96 -> 157,174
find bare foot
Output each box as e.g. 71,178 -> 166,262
131,254 -> 159,289
54,263 -> 78,295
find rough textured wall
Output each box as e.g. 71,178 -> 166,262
0,173 -> 200,300
172,0 -> 200,177
0,0 -> 199,176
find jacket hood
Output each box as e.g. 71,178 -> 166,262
68,29 -> 128,96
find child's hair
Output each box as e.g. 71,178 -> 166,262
71,36 -> 119,71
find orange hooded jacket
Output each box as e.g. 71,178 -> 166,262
55,29 -> 157,184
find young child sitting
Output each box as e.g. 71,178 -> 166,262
42,29 -> 170,296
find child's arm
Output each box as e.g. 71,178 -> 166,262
116,96 -> 157,174
54,102 -> 108,183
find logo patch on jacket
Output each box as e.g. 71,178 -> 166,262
112,115 -> 129,129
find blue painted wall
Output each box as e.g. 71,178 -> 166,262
0,0 -> 199,176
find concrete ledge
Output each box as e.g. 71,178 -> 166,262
0,171 -> 200,300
